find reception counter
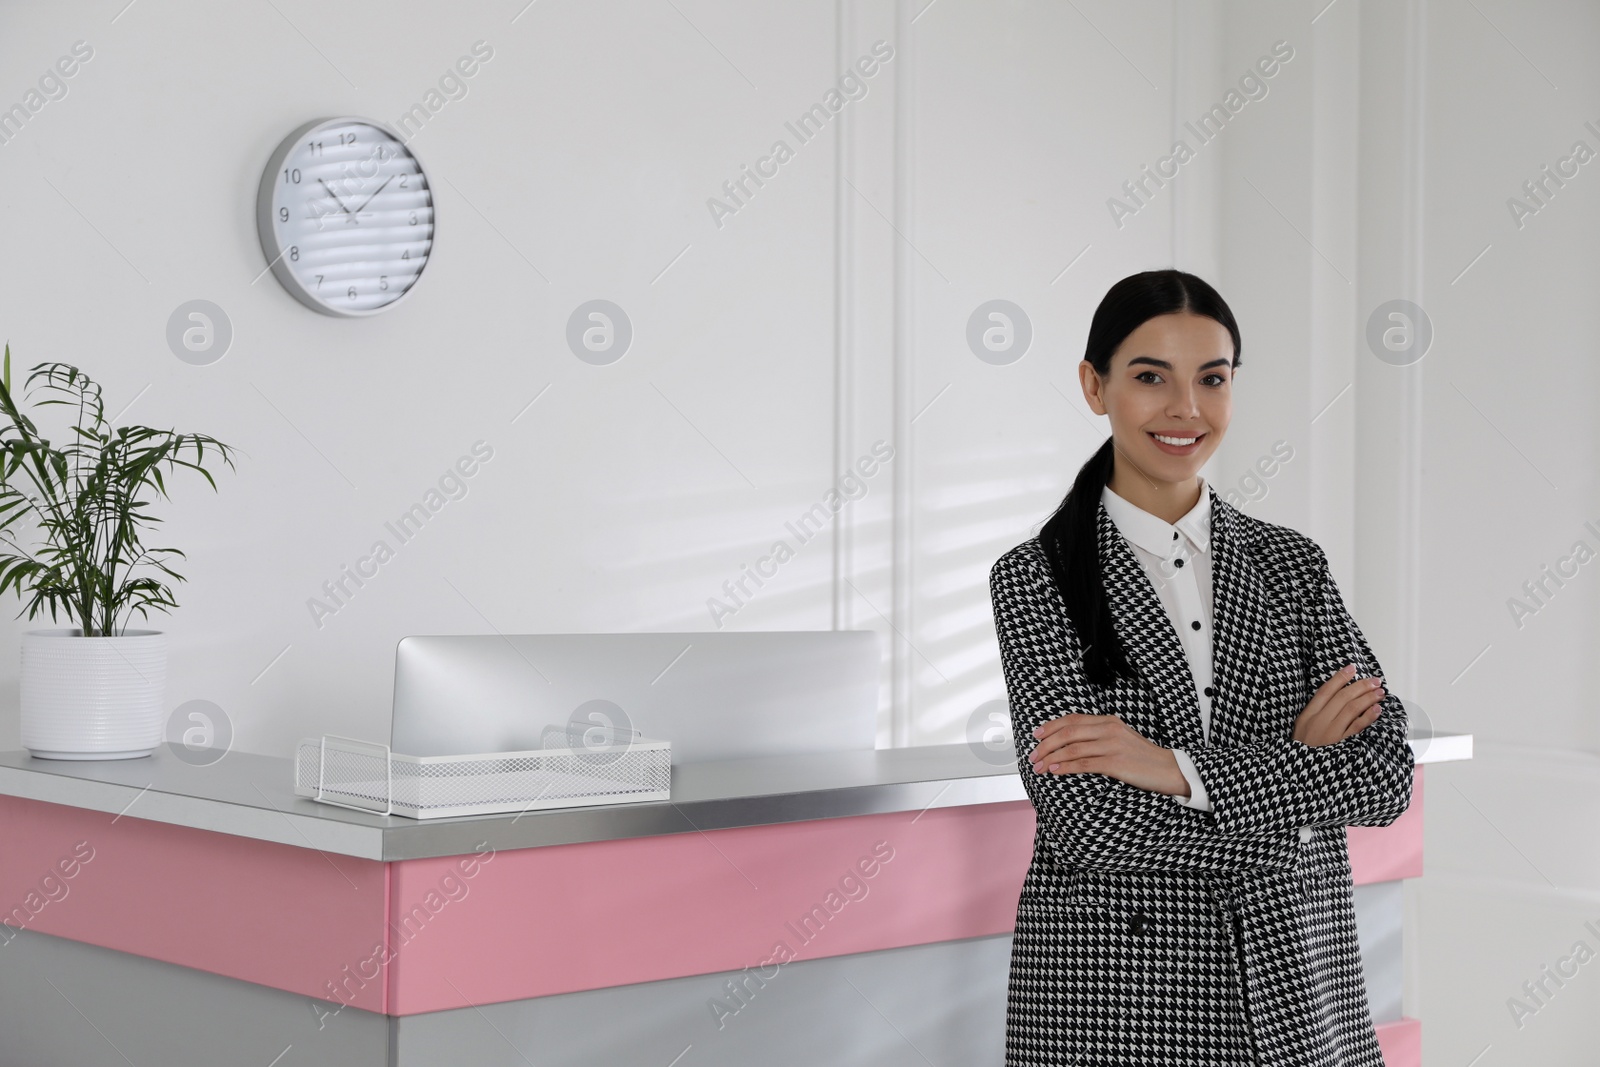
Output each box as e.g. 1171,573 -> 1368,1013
0,730 -> 1471,1066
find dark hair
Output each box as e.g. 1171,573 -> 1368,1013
1036,269 -> 1242,687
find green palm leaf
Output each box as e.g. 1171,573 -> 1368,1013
0,349 -> 236,636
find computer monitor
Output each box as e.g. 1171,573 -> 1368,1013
389,631 -> 881,764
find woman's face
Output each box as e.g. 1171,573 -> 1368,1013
1080,311 -> 1234,485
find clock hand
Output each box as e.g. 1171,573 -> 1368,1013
318,178 -> 353,214
351,174 -> 394,215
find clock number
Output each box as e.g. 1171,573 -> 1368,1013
307,141 -> 323,156
284,168 -> 301,184
409,212 -> 418,225
399,176 -> 408,188
379,276 -> 388,291
339,131 -> 358,145
315,275 -> 323,288
278,207 -> 289,222
289,246 -> 299,262
401,250 -> 410,260
348,286 -> 357,300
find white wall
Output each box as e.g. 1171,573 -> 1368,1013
0,0 -> 852,755
1373,2 -> 1600,1064
3,1 -> 1599,1061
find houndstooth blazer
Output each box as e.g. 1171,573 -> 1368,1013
989,483 -> 1415,1067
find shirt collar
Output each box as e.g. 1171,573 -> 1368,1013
1101,476 -> 1212,557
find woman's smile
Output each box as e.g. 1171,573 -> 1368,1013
1146,430 -> 1207,456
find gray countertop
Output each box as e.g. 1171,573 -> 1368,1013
0,743 -> 1029,861
0,729 -> 1470,862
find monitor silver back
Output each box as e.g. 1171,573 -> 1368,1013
389,631 -> 881,764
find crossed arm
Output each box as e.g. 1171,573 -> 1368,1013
1181,543 -> 1415,835
989,542 -> 1414,875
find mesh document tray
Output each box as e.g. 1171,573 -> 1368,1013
293,727 -> 671,819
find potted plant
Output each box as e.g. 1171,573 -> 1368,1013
0,346 -> 236,759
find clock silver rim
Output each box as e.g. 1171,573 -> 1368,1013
255,115 -> 434,318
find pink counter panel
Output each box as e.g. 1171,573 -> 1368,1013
1,793 -> 390,1012
0,794 -> 1031,1015
384,801 -> 1033,1013
4,769 -> 1423,1010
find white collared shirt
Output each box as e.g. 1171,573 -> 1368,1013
1100,476 -> 1313,843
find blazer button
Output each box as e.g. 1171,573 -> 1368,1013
1130,913 -> 1151,935
1204,686 -> 1215,697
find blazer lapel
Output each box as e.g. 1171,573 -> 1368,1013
1206,487 -> 1267,748
1095,499 -> 1206,751
1095,486 -> 1270,752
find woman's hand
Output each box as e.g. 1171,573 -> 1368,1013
1026,713 -> 1189,796
1294,663 -> 1386,747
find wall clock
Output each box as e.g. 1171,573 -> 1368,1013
255,116 -> 434,317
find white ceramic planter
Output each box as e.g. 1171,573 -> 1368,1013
20,629 -> 168,760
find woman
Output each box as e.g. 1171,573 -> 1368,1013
989,269 -> 1414,1067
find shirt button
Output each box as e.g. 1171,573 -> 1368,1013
1190,620 -> 1201,630
1298,827 -> 1313,844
